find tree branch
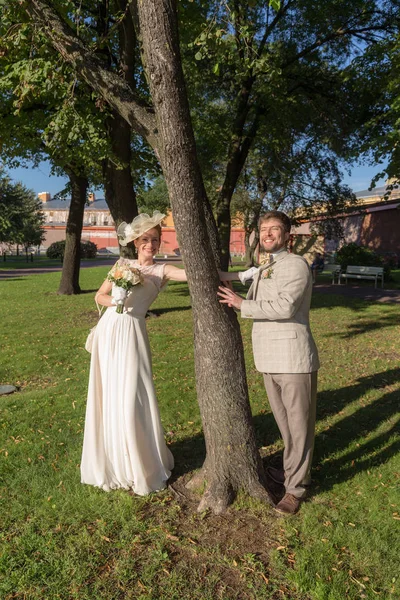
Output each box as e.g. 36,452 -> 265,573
25,0 -> 158,148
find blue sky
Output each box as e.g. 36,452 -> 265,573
5,159 -> 388,197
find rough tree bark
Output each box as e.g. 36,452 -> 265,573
132,0 -> 271,513
27,0 -> 272,513
98,0 -> 138,259
103,112 -> 138,259
57,169 -> 88,295
244,228 -> 259,267
215,85 -> 261,270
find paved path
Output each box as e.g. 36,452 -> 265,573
0,257 -> 182,280
313,283 -> 400,304
0,258 -> 115,279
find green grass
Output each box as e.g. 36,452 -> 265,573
0,268 -> 399,599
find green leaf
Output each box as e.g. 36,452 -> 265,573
269,0 -> 281,10
195,51 -> 202,61
213,63 -> 220,76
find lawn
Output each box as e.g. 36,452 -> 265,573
0,267 -> 399,599
0,254 -> 115,270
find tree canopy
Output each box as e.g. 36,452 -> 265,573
0,170 -> 45,249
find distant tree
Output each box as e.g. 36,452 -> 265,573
47,239 -> 97,260
20,202 -> 46,256
137,177 -> 170,215
231,134 -> 357,265
0,171 -> 45,251
183,0 -> 399,268
336,242 -> 390,277
348,34 -> 400,192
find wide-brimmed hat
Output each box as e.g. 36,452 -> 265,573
117,211 -> 165,246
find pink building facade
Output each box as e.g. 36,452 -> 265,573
39,195 -> 246,255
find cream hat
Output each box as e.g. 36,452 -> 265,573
117,211 -> 165,246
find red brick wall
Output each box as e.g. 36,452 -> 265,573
43,225 -> 246,254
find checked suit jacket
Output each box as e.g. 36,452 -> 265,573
241,249 -> 320,374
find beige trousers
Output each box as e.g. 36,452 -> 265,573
263,371 -> 318,499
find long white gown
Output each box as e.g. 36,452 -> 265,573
81,261 -> 174,495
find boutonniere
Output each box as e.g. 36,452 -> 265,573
262,268 -> 274,279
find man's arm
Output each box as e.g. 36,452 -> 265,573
241,259 -> 310,320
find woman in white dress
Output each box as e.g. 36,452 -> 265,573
81,211 -> 187,495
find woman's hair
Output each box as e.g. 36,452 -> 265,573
153,224 -> 162,239
258,210 -> 291,233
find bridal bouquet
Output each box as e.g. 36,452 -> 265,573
107,262 -> 143,313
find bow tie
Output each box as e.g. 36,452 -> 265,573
259,252 -> 273,265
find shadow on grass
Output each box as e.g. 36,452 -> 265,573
147,306 -> 192,317
0,276 -> 29,282
166,285 -> 191,298
313,367 -> 400,493
312,292 -> 375,313
168,433 -> 206,481
167,411 -> 281,484
165,368 -> 399,496
326,312 -> 400,338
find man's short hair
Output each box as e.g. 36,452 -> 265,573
258,210 -> 291,234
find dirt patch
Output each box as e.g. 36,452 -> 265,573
132,472 -> 297,599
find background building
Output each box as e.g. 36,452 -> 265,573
39,193 -> 246,256
291,185 -> 400,265
39,185 -> 399,264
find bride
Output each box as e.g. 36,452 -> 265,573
80,211 -> 187,495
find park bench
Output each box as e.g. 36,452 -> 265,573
321,263 -> 341,284
339,265 -> 384,288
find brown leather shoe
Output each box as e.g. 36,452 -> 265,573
266,466 -> 285,485
274,493 -> 302,515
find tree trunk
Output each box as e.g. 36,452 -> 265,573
244,228 -> 259,268
215,86 -> 261,270
133,0 -> 271,513
57,171 -> 88,295
26,0 -> 272,514
103,111 -> 138,259
99,0 -> 138,259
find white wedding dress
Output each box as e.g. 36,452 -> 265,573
81,261 -> 174,495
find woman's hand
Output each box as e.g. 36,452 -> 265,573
217,285 -> 243,310
238,266 -> 259,283
95,279 -> 114,307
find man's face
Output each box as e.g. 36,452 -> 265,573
259,218 -> 290,254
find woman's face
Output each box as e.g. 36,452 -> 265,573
134,227 -> 160,259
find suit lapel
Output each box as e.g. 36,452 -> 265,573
247,249 -> 288,299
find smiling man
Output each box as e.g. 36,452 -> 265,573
218,210 -> 320,515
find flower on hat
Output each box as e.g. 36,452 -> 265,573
117,211 -> 165,246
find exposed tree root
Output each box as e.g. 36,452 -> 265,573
246,479 -> 276,506
185,467 -> 208,491
197,479 -> 235,515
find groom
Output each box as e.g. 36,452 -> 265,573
218,210 -> 320,514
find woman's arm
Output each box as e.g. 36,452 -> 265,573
164,264 -> 187,282
164,264 -> 258,284
95,279 -> 114,307
220,266 -> 259,283
219,271 -> 240,281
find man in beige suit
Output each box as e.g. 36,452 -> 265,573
218,210 -> 320,514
